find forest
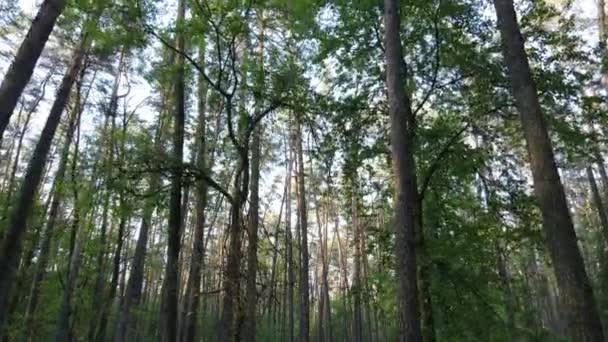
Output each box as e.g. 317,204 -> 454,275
0,0 -> 607,341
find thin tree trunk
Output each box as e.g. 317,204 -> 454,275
1,68 -> 52,228
599,0 -> 608,86
88,49 -> 125,341
96,196 -> 128,342
54,104 -> 86,342
589,167 -> 608,244
54,218 -> 83,342
416,204 -> 434,342
496,243 -> 517,341
181,41 -> 209,342
352,193 -> 363,342
0,0 -> 67,143
383,0 -> 422,340
96,71 -> 131,340
267,181 -> 286,324
219,160 -> 248,342
0,36 -> 88,329
21,77 -> 83,341
493,0 -> 604,340
243,16 -> 265,340
115,88 -> 168,342
286,135 -> 295,342
161,0 -> 186,340
295,114 -> 310,342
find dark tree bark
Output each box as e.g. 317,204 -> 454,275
181,42 -> 209,342
352,194 -> 363,342
219,149 -> 250,342
493,0 -> 604,340
382,0 -> 422,340
0,0 -> 67,143
0,37 -> 87,330
243,18 -> 264,341
96,199 -> 128,342
243,123 -> 261,341
285,140 -> 295,342
160,0 -> 186,340
1,68 -> 53,231
589,167 -> 608,244
295,114 -> 310,342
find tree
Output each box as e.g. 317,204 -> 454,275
492,0 -> 604,340
382,0 -> 422,340
0,0 -> 67,143
0,34 -> 89,330
160,0 -> 186,339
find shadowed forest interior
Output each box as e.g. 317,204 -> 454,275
1,0 -> 608,341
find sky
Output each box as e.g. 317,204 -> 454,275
2,0 -> 603,209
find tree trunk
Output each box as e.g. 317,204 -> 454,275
267,180 -> 286,326
97,71 -> 131,341
96,198 -> 128,342
415,203 -> 434,342
382,0 -> 422,340
88,49 -> 125,341
243,17 -> 265,340
21,80 -> 82,341
0,0 -> 67,143
352,194 -> 363,342
161,0 -> 186,340
599,0 -> 608,86
589,167 -> 608,244
54,218 -> 83,342
493,0 -> 604,340
286,140 -> 295,342
115,90 -> 167,342
496,244 -> 517,341
54,114 -> 85,342
0,37 -> 87,330
1,67 -> 52,230
295,114 -> 310,342
243,123 -> 261,341
181,42 -> 209,342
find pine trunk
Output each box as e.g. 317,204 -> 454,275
0,0 -> 67,142
181,42 -> 209,342
0,37 -> 87,329
295,114 -> 310,342
161,0 -> 186,339
493,0 -> 604,340
21,82 -> 82,341
383,0 -> 422,340
243,18 -> 264,340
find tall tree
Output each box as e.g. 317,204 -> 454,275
382,0 -> 422,341
0,35 -> 89,330
20,69 -> 86,341
243,13 -> 265,341
0,0 -> 67,143
295,112 -> 310,342
181,41 -> 209,342
160,0 -> 186,339
492,0 -> 604,340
